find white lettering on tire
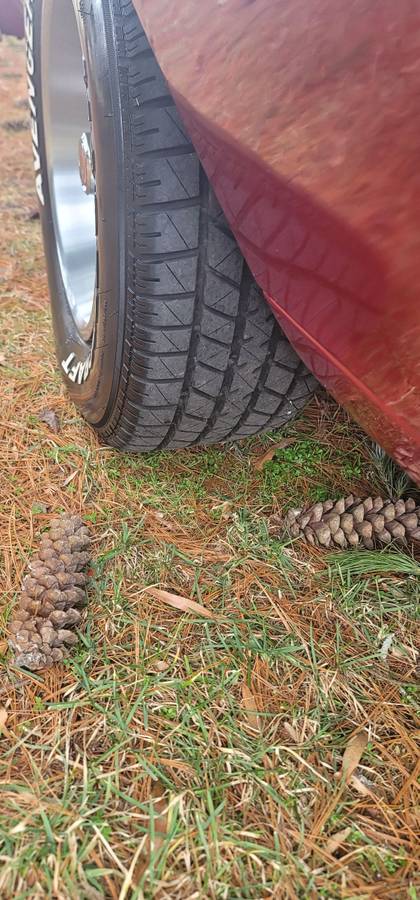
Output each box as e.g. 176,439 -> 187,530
62,350 -> 93,384
25,0 -> 44,205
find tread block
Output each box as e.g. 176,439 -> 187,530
135,155 -> 199,204
137,256 -> 198,293
133,107 -> 191,153
135,297 -> 195,327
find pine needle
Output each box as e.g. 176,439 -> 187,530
328,549 -> 420,577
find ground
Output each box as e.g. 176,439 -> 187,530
0,38 -> 419,900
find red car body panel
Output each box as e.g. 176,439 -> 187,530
133,0 -> 420,482
0,0 -> 24,38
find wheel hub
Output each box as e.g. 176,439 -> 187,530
41,0 -> 97,338
79,131 -> 95,196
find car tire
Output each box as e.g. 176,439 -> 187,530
29,0 -> 316,450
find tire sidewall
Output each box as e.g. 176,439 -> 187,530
27,0 -> 126,425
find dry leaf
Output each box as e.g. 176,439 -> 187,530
340,731 -> 368,783
149,510 -> 176,531
0,708 -> 8,731
0,353 -> 6,366
350,771 -> 385,799
325,826 -> 351,855
10,820 -> 28,835
211,500 -> 233,520
380,634 -> 394,661
283,721 -> 299,742
62,470 -> 78,487
133,781 -> 168,882
147,587 -> 215,619
31,501 -> 48,515
154,660 -> 169,672
350,773 -> 373,796
147,781 -> 168,852
254,438 -> 296,471
241,684 -> 261,732
0,639 -> 8,656
39,408 -> 60,433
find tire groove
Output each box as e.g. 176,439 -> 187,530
192,265 -> 253,444
223,320 -> 280,441
157,168 -> 209,449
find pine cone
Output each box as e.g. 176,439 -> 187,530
9,514 -> 91,670
272,495 -> 420,550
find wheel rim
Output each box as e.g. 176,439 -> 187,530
41,0 -> 96,339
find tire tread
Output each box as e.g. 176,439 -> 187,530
100,0 -> 315,449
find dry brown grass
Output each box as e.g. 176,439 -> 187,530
0,39 -> 419,899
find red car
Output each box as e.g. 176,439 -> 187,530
19,0 -> 420,477
0,0 -> 24,38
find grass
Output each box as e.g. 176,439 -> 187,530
0,39 -> 419,899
